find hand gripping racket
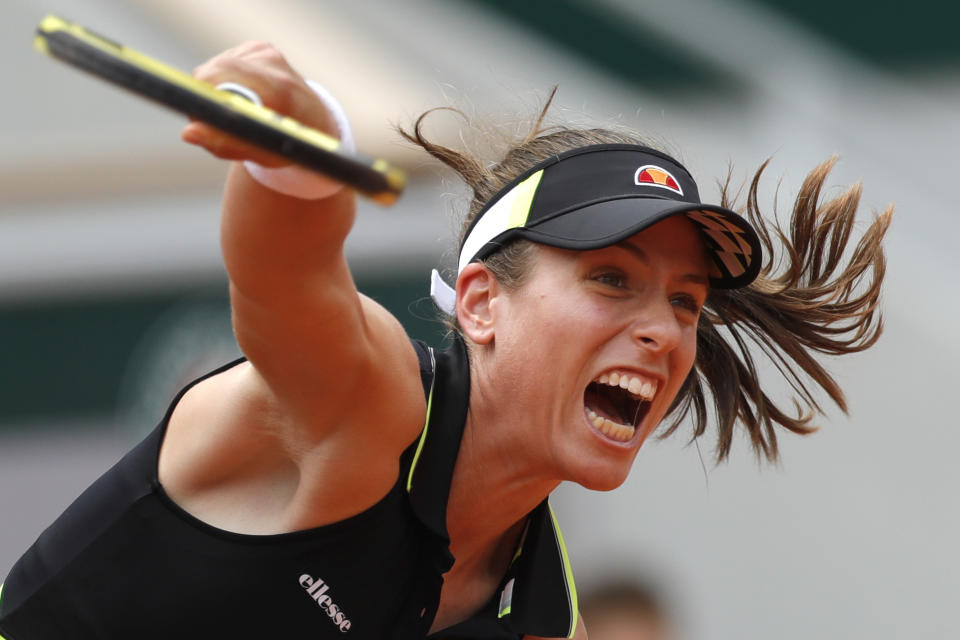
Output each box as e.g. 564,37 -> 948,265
33,15 -> 406,205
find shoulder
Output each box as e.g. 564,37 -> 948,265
157,311 -> 430,532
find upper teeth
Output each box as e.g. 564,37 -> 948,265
596,372 -> 657,401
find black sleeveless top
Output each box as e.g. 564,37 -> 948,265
0,338 -> 578,639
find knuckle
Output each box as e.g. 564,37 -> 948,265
192,60 -> 214,80
267,74 -> 299,112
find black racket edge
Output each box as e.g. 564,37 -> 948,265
35,21 -> 405,205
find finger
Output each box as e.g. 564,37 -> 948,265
181,122 -> 290,167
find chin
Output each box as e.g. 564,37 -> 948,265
568,460 -> 633,493
561,420 -> 647,492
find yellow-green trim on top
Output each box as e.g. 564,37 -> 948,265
507,169 -> 544,228
406,371 -> 435,492
548,503 -> 579,638
497,576 -> 515,619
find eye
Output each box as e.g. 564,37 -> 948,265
671,293 -> 702,315
592,270 -> 628,289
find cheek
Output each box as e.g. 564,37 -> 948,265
679,330 -> 699,372
666,331 -> 699,394
528,288 -> 601,334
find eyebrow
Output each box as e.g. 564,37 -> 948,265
614,241 -> 710,286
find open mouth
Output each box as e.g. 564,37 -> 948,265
583,373 -> 657,443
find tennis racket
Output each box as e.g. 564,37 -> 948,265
34,15 -> 406,205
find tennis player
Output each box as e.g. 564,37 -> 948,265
0,42 -> 891,640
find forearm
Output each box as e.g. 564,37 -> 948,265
220,161 -> 356,306
219,158 -> 376,412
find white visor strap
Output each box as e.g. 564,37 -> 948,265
457,170 -> 544,273
430,269 -> 457,316
432,170 -> 543,314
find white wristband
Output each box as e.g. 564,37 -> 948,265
242,79 -> 356,200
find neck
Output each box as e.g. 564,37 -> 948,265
442,340 -> 564,567
445,407 -> 560,565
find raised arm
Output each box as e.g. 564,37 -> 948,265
163,43 -> 425,527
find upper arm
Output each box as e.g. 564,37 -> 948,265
221,165 -> 426,457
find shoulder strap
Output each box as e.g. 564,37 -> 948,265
399,339 -> 436,490
410,338 -> 436,401
404,336 -> 469,548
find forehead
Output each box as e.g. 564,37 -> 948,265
607,216 -> 711,271
529,216 -> 710,283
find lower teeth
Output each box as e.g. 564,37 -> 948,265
586,408 -> 635,442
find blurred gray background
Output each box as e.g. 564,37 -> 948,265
2,1 -> 957,638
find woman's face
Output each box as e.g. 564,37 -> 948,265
484,215 -> 709,490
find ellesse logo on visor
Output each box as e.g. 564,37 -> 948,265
634,165 -> 683,195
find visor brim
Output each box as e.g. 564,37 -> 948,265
484,197 -> 762,289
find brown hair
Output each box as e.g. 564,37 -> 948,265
399,92 -> 892,463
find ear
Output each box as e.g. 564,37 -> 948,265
455,263 -> 499,345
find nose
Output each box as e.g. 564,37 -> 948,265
630,298 -> 684,353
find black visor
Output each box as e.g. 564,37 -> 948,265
458,144 -> 762,289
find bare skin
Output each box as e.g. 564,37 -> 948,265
161,41 -> 707,639
163,43 -> 425,537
